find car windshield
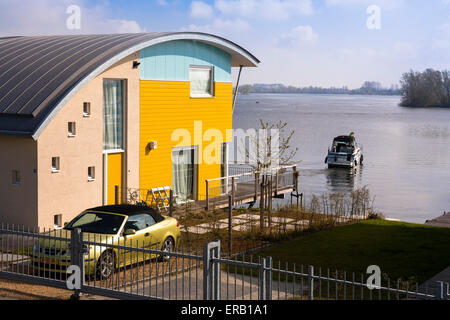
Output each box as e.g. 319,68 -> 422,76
64,211 -> 125,235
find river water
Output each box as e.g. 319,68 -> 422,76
233,93 -> 450,223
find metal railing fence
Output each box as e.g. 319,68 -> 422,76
1,223 -> 449,300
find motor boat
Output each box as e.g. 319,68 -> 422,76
325,134 -> 363,168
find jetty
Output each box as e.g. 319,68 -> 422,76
121,164 -> 301,213
425,212 -> 450,228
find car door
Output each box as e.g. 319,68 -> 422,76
144,215 -> 167,251
121,214 -> 149,264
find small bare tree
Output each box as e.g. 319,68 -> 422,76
236,119 -> 299,228
241,119 -> 298,172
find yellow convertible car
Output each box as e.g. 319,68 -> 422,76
31,205 -> 181,278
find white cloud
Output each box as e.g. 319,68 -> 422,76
184,18 -> 250,34
214,0 -> 314,20
157,0 -> 169,5
0,0 -> 146,36
326,0 -> 405,10
190,1 -> 214,19
276,25 -> 319,47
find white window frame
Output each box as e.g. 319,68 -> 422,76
52,157 -> 60,173
83,102 -> 91,117
189,65 -> 214,98
88,166 -> 96,182
54,214 -> 63,229
68,122 -> 76,137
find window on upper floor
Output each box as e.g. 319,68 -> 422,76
88,166 -> 95,181
83,102 -> 91,117
68,122 -> 76,137
52,157 -> 60,173
103,79 -> 125,151
189,66 -> 214,98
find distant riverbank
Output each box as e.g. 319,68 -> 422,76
238,82 -> 401,96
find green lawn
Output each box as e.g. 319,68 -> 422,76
256,219 -> 450,284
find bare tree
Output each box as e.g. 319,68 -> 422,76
241,119 -> 298,172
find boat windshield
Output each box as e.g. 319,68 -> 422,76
332,141 -> 354,153
64,211 -> 125,235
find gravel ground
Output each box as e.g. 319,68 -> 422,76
0,278 -> 115,300
0,278 -> 73,300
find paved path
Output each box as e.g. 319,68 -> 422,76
418,266 -> 450,297
120,268 -> 306,300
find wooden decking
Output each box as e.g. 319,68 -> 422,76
203,165 -> 299,211
201,183 -> 295,211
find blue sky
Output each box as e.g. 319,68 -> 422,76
1,0 -> 449,88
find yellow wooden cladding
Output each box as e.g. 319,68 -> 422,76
139,80 -> 232,200
107,153 -> 123,205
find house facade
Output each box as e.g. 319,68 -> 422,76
0,33 -> 259,229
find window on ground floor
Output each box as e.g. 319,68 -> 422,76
12,170 -> 20,185
172,147 -> 197,201
54,214 -> 62,229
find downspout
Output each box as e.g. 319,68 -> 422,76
232,65 -> 243,115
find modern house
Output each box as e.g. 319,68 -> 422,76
0,33 -> 259,229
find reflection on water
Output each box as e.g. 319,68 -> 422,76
325,166 -> 363,191
234,94 -> 450,223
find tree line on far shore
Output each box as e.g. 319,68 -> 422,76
238,81 -> 400,96
400,69 -> 450,108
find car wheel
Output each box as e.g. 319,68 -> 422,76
97,250 -> 115,279
159,237 -> 175,261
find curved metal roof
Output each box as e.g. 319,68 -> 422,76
0,32 -> 259,138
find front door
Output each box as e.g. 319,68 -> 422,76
106,153 -> 123,205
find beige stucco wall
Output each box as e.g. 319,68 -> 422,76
36,52 -> 140,229
0,135 -> 38,227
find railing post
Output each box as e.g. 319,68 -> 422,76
228,195 -> 233,257
435,281 -> 444,300
231,177 -> 236,206
445,282 -> 450,300
206,180 -> 209,211
70,228 -> 84,300
293,167 -> 299,211
265,257 -> 273,300
259,257 -> 266,300
275,170 -> 279,196
308,265 -> 314,300
169,189 -> 173,217
203,240 -> 221,300
254,171 -> 259,202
